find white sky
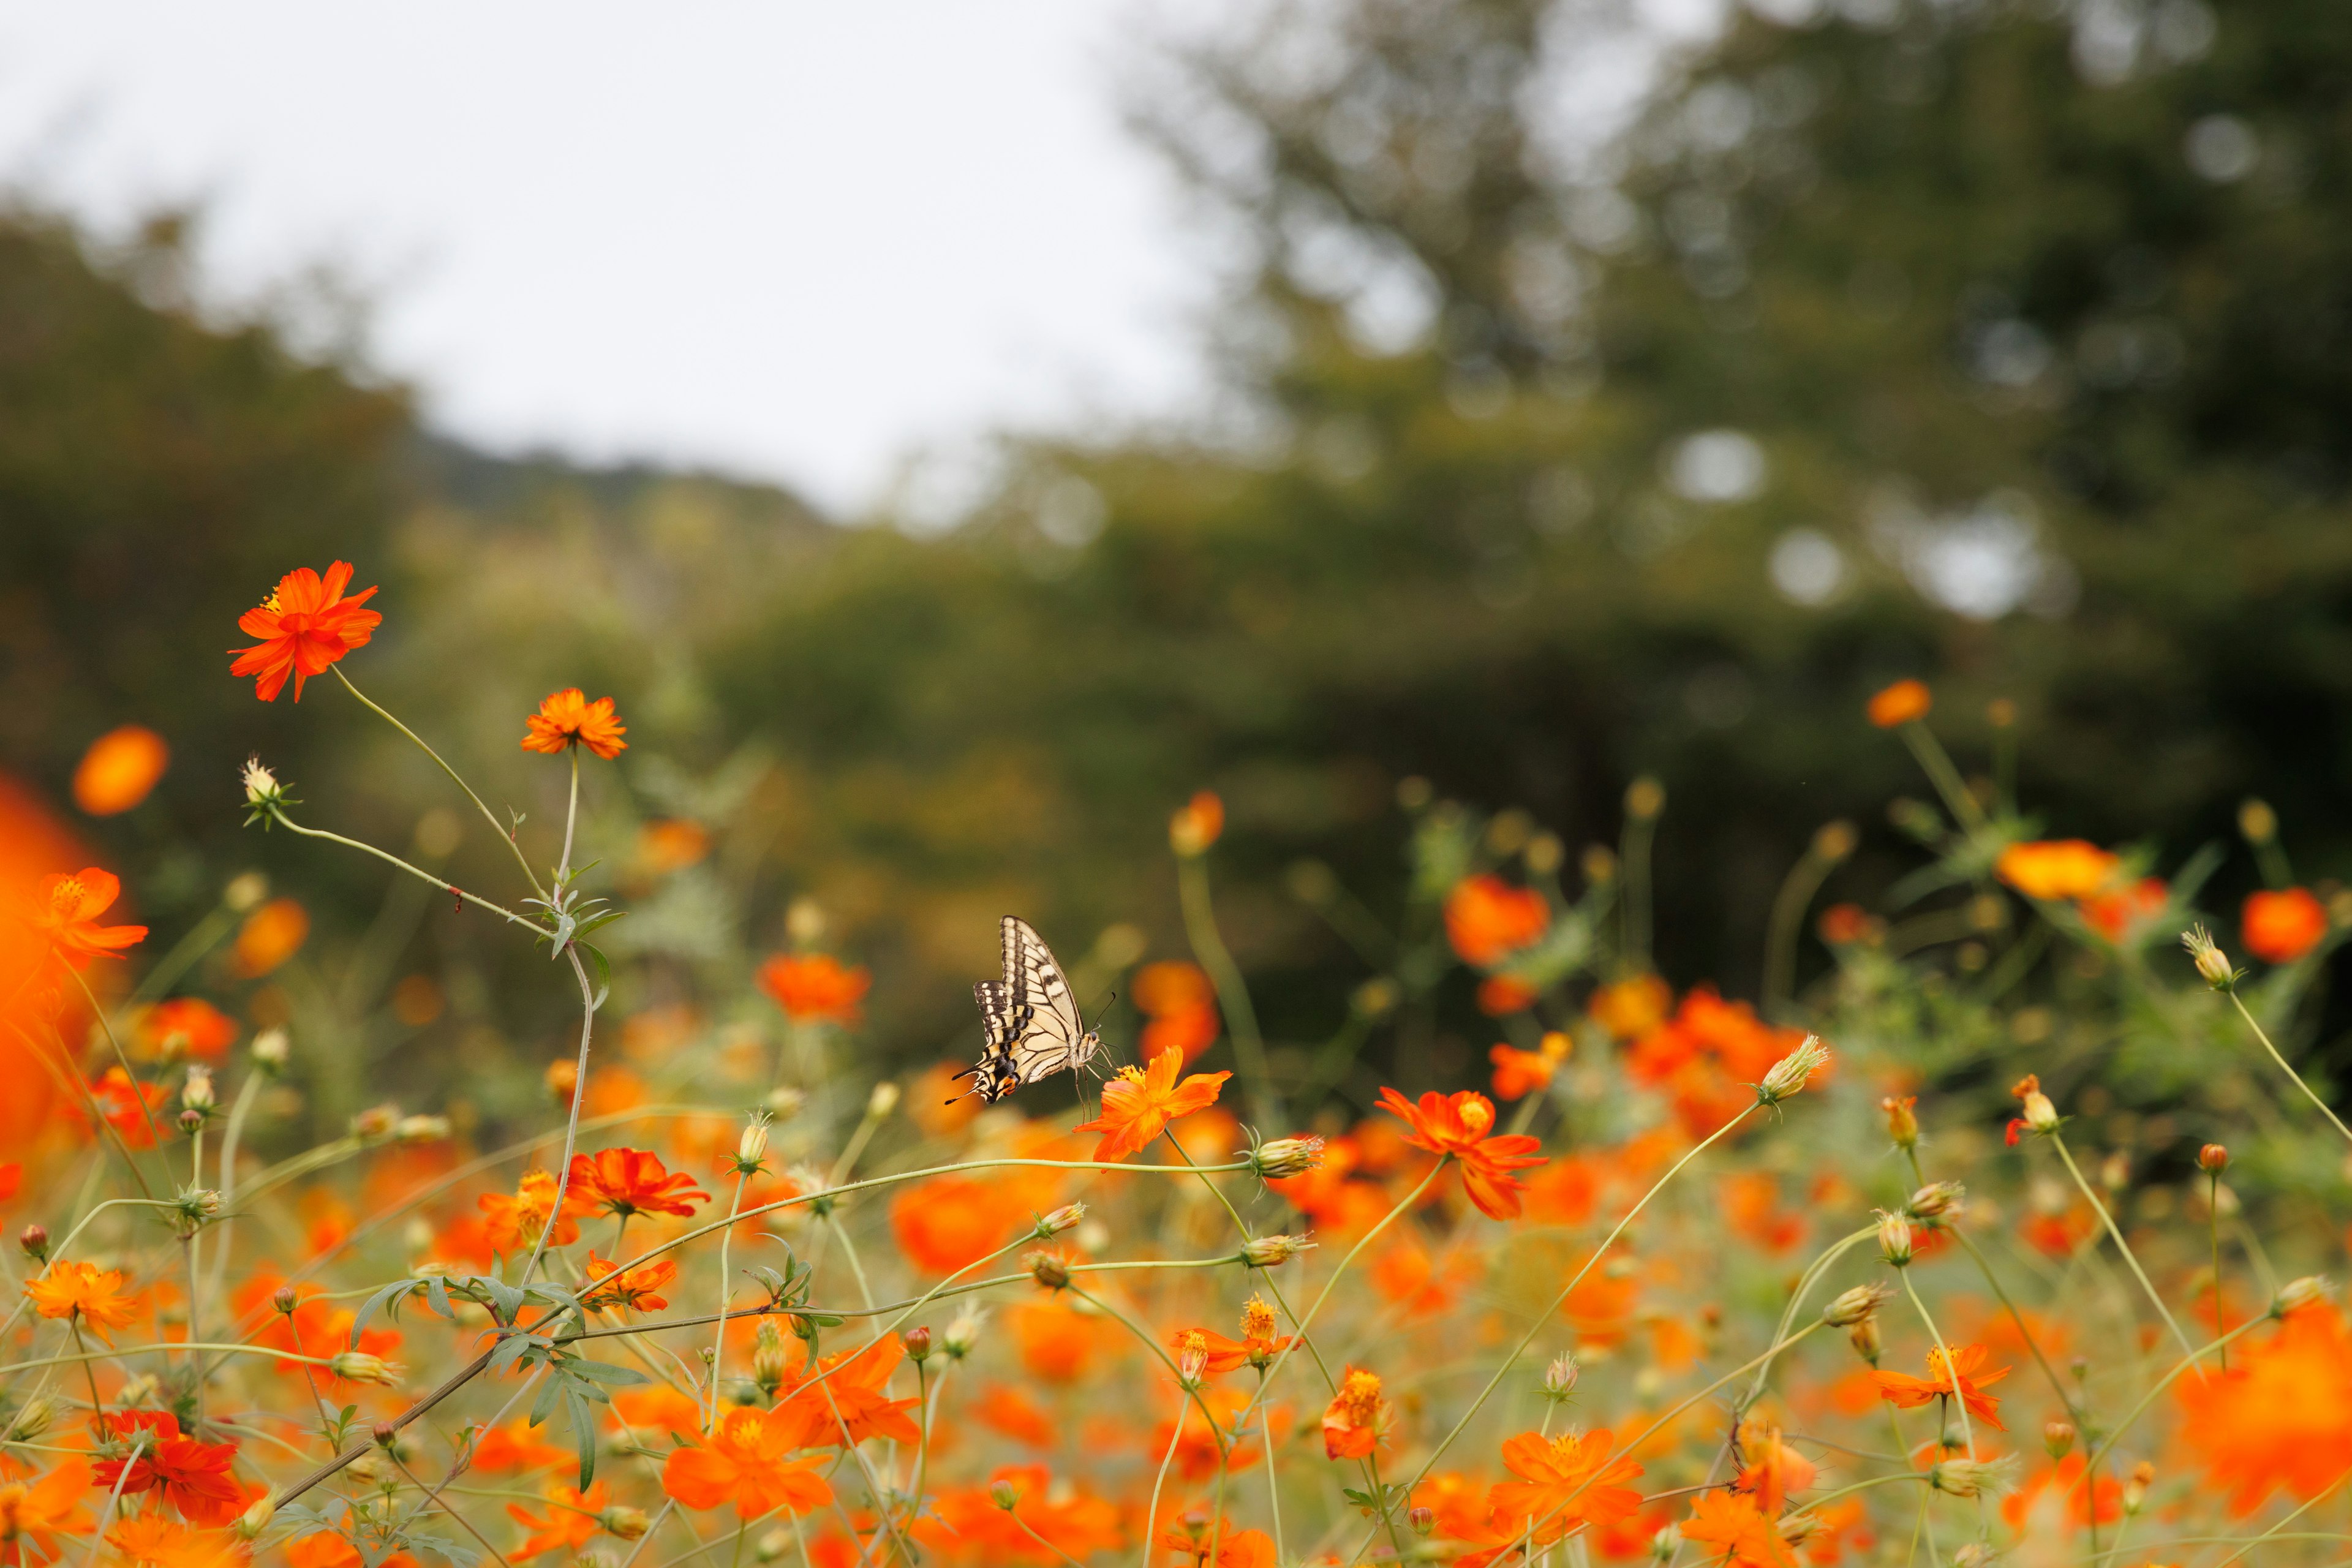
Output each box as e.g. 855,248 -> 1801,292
0,2 -> 1223,514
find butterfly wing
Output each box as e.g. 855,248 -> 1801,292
962,979 -> 1023,1103
1002,917 -> 1095,1083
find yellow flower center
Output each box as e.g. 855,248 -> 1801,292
261,590 -> 281,614
1242,1297 -> 1276,1340
1116,1065 -> 1148,1087
1340,1368 -> 1382,1424
1458,1098 -> 1493,1136
47,878 -> 85,918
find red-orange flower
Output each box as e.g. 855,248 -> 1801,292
1487,1428 -> 1645,1548
507,1482 -> 605,1560
2177,1301 -> 2352,1515
1322,1365 -> 1392,1459
466,1418 -> 571,1474
756,954 -> 871,1023
1178,1297 -> 1296,1374
228,560 -> 382,702
774,1333 -> 924,1447
1732,1415 -> 1815,1514
889,1175 -> 1030,1275
1490,1031 -> 1570,1101
2079,876 -> 2168,943
23,1259 -> 139,1342
26,869 -> 146,968
478,1169 -> 591,1255
68,1066 -> 169,1150
1871,1343 -> 2010,1431
1680,1489 -> 1796,1568
579,1251 -> 676,1314
91,1411 -> 243,1525
521,690 -> 627,760
567,1148 -> 709,1219
1376,1087 -> 1547,1219
1445,875 -> 1549,966
132,998 -> 238,1063
1074,1046 -> 1231,1161
1134,961 -> 1221,1064
2244,888 -> 2329,964
2001,1453 -> 2119,1532
659,1406 -> 831,1519
1866,679 -> 1931,728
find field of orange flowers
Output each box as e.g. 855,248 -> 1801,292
6,560 -> 2352,1568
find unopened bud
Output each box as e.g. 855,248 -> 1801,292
865,1081 -> 900,1120
372,1422 -> 398,1447
753,1320 -> 788,1396
273,1286 -> 300,1316
902,1326 -> 932,1363
1905,1182 -> 1965,1226
1757,1036 -> 1831,1106
1953,1543 -> 1999,1568
1877,1211 -> 1915,1267
1248,1136 -> 1326,1180
763,1085 -> 806,1120
1540,1354 -> 1580,1401
1242,1233 -> 1317,1268
2123,1461 -> 2153,1515
182,1065 -> 217,1114
250,1028 -> 290,1072
2182,925 -> 2237,990
942,1308 -> 984,1360
1035,1203 -> 1087,1238
2274,1276 -> 2331,1316
236,1496 -> 276,1540
1929,1457 -> 2010,1498
2199,1143 -> 2230,1174
178,1109 -> 204,1136
1822,1283 -> 1894,1329
1409,1506 -> 1436,1537
2044,1420 -> 2076,1460
600,1507 -> 650,1540
989,1480 -> 1020,1510
352,1103 -> 401,1141
337,1352 -> 400,1387
1882,1096 -> 1919,1150
1027,1250 -> 1071,1291
755,1531 -> 792,1564
1848,1315 -> 1882,1365
18,1224 -> 48,1263
7,1393 -> 56,1441
223,870 -> 270,912
394,1115 -> 451,1145
736,1114 -> 772,1172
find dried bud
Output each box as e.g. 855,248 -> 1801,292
2010,1075 -> 2059,1136
371,1421 -> 398,1447
2198,1143 -> 2230,1174
337,1352 -> 401,1387
1242,1233 -> 1317,1268
1882,1096 -> 1920,1150
736,1113 -> 772,1173
1035,1203 -> 1087,1238
16,1224 -> 45,1263
2043,1420 -> 2076,1460
753,1319 -> 788,1396
1026,1250 -> 1071,1291
1877,1210 -> 1915,1268
989,1479 -> 1021,1510
2274,1276 -> 2332,1317
1409,1506 -> 1436,1538
2182,925 -> 2237,990
394,1115 -> 451,1145
902,1326 -> 932,1363
1757,1036 -> 1832,1106
1905,1182 -> 1966,1227
352,1103 -> 401,1141
182,1065 -> 217,1114
1822,1283 -> 1894,1329
250,1028 -> 290,1072
763,1085 -> 805,1119
2123,1461 -> 2154,1515
1540,1354 -> 1580,1402
272,1285 -> 300,1316
1928,1457 -> 2011,1498
600,1506 -> 650,1540
942,1308 -> 984,1360
1248,1136 -> 1327,1180
236,1496 -> 276,1540
1847,1315 -> 1883,1365
865,1080 -> 900,1120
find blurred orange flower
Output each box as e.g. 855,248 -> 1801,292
72,726 -> 169,816
1490,1031 -> 1570,1101
1134,961 -> 1221,1063
2002,1452 -> 2119,1531
1816,903 -> 1877,946
1322,1365 -> 1391,1459
580,1251 -> 676,1314
480,1169 -> 590,1255
228,560 -> 382,702
660,1406 -> 831,1519
1014,1298 -> 1117,1384
23,1259 -> 138,1342
890,1175 -> 1029,1275
774,1333 -> 923,1447
911,1466 -> 1121,1566
1996,840 -> 2118,901
1476,974 -> 1540,1016
1732,1415 -> 1814,1513
1681,1488 -> 1796,1568
2080,876 -> 2167,941
1445,875 -> 1548,966
757,953 -> 870,1023
1866,679 -> 1931,728
467,1417 -> 571,1473
1074,1046 -> 1230,1161
28,867 -> 146,968
1378,1087 -> 1546,1219
2177,1302 -> 2352,1515
2244,887 -> 2328,963
507,1482 -> 606,1559
132,998 -> 237,1063
1872,1343 -> 2009,1430
521,689 -> 627,759
69,1066 -> 167,1149
1169,790 -> 1224,855
0,1457 -> 90,1561
1589,974 -> 1671,1039
233,897 -> 309,977
635,818 -> 709,877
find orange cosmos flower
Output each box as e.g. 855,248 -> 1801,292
232,897 -> 309,978
774,1333 -> 924,1447
1589,973 -> 1672,1039
1680,1489 -> 1797,1568
611,1385 -> 706,1442
1476,974 -> 1540,1016
466,1418 -> 571,1474
72,726 -> 169,816
579,1251 -> 676,1314
2244,887 -> 2329,964
478,1169 -> 591,1254
2176,1300 -> 2352,1515
521,690 -> 627,760
756,953 -> 870,1023
660,1406 -> 831,1520
1866,679 -> 1931,728
69,1066 -> 168,1150
23,1259 -> 138,1342
1444,875 -> 1549,966
2001,1452 -> 2119,1532
228,560 -> 382,702
1487,1428 -> 1645,1547
567,1147 -> 709,1219
1732,1415 -> 1815,1515
0,1456 -> 91,1563
1178,1297 -> 1297,1374
1817,903 -> 1878,946
889,1175 -> 1028,1274
102,1515 -> 243,1568
507,1482 -> 606,1559
1995,840 -> 2119,901
1170,790 -> 1225,856
91,1411 -> 243,1525
132,998 -> 238,1063
1322,1365 -> 1392,1459
911,1466 -> 1123,1566
26,868 -> 146,968
1134,960 -> 1221,1063
1490,1031 -> 1570,1101
1376,1087 -> 1547,1219
1872,1343 -> 2010,1430
1074,1046 -> 1231,1161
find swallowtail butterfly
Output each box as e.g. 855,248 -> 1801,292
954,916 -> 1102,1104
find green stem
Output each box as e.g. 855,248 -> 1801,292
2049,1132 -> 2205,1375
707,1172 -> 748,1428
335,665 -> 548,900
2228,991 -> 2352,1146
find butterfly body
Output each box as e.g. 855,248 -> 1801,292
958,916 -> 1101,1104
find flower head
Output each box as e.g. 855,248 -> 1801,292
27,868 -> 147,968
91,1411 -> 243,1525
228,561 -> 382,701
23,1259 -> 138,1342
507,1482 -> 606,1560
0,1455 -> 91,1562
1866,679 -> 1932,728
1996,840 -> 2119,901
1322,1365 -> 1392,1459
1872,1343 -> 2010,1430
756,954 -> 870,1024
580,1251 -> 677,1314
2244,888 -> 2328,965
568,1148 -> 709,1219
73,726 -> 170,816
521,690 -> 627,760
1445,875 -> 1550,966
659,1407 -> 831,1520
1680,1489 -> 1796,1568
1488,1428 -> 1646,1545
1376,1087 -> 1547,1219
1073,1047 -> 1231,1161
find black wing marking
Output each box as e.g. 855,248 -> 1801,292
959,918 -> 1101,1102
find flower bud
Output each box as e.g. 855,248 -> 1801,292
2274,1276 -> 2332,1316
1409,1506 -> 1436,1537
600,1507 -> 650,1540
1953,1543 -> 1998,1568
763,1085 -> 806,1120
9,1393 -> 56,1441
273,1285 -> 300,1315
1540,1354 -> 1580,1402
1027,1250 -> 1071,1291
942,1308 -> 984,1360
902,1326 -> 932,1363
2123,1461 -> 2153,1515
183,1065 -> 217,1114
1928,1457 -> 2010,1498
1905,1182 -> 1966,1227
1242,1233 -> 1316,1268
241,758 -> 287,815
1877,1210 -> 1915,1268
2009,1074 -> 2059,1137
16,1224 -> 44,1263
1176,1330 -> 1209,1387
250,1028 -> 290,1072
2198,1142 -> 2230,1174
736,1114 -> 772,1173
2043,1420 -> 2076,1460
2182,925 -> 2237,990
236,1496 -> 276,1540
1757,1036 -> 1832,1106
1651,1526 -> 1680,1562
223,871 -> 270,912
1822,1283 -> 1894,1329
394,1115 -> 451,1145
1847,1315 -> 1883,1365
1882,1096 -> 1919,1150
755,1531 -> 793,1563
989,1480 -> 1020,1510
352,1103 -> 401,1141
1248,1136 -> 1327,1180
865,1081 -> 900,1120
1169,791 -> 1224,857
175,1188 -> 223,1225
372,1421 -> 398,1447
753,1320 -> 788,1396
178,1109 -> 204,1137
337,1352 -> 401,1386
1035,1203 -> 1087,1238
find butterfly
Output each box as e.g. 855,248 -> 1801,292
955,916 -> 1103,1104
